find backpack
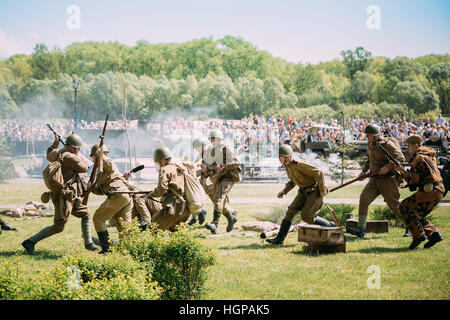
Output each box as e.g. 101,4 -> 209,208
43,156 -> 64,194
173,161 -> 208,213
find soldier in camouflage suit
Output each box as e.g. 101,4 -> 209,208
397,134 -> 444,249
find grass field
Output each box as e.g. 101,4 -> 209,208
0,180 -> 449,299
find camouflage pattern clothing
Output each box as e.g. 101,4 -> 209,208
281,159 -> 327,223
399,147 -> 444,240
148,158 -> 190,231
91,157 -> 132,233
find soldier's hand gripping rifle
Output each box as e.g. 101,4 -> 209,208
47,124 -> 66,146
82,115 -> 109,206
375,141 -> 408,176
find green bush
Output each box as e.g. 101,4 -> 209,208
115,222 -> 216,300
317,203 -> 356,225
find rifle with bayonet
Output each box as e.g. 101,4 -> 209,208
82,114 -> 109,206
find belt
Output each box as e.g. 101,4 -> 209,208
299,184 -> 317,193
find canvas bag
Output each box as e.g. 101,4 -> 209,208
43,155 -> 64,194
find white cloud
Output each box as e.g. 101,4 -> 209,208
0,29 -> 22,58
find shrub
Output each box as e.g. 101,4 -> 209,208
317,203 -> 356,225
115,222 -> 216,300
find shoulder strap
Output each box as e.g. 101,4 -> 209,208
223,146 -> 227,165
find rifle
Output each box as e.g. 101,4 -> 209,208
47,124 -> 66,146
130,165 -> 144,174
106,190 -> 162,203
375,141 -> 407,175
328,170 -> 379,193
82,115 -> 109,205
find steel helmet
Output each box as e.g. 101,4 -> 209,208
65,133 -> 83,148
279,144 -> 294,157
208,129 -> 224,140
364,124 -> 380,135
90,144 -> 109,157
153,146 -> 172,163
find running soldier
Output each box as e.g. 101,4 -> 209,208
87,144 -> 133,253
203,130 -> 240,234
397,134 -> 444,249
22,133 -> 99,255
347,124 -> 405,239
122,170 -> 152,231
146,147 -> 191,231
266,144 -> 335,245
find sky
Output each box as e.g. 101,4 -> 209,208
0,0 -> 449,63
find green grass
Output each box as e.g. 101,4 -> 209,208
1,180 -> 449,300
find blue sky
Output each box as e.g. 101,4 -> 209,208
0,0 -> 449,63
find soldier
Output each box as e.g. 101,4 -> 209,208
347,124 -> 405,239
0,217 -> 17,234
266,144 -> 334,245
203,130 -> 240,234
87,144 -> 133,254
146,147 -> 191,231
397,134 -> 444,249
186,138 -> 209,226
22,133 -> 99,255
122,171 -> 152,231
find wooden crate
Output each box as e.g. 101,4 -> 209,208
297,223 -> 345,245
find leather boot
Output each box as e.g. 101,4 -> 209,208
139,222 -> 149,231
97,230 -> 111,254
224,212 -> 237,233
314,216 -> 335,227
266,219 -> 292,245
346,226 -> 365,239
81,218 -> 100,251
21,239 -> 35,255
403,228 -> 411,237
198,209 -> 207,225
187,217 -> 198,226
205,210 -> 221,234
0,218 -> 18,231
409,234 -> 426,249
424,232 -> 443,249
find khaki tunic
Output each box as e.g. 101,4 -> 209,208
359,137 -> 405,217
92,157 -> 132,233
399,147 -> 443,240
203,143 -> 240,214
149,159 -> 190,231
282,159 -> 326,224
46,146 -> 90,233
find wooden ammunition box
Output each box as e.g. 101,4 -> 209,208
345,219 -> 389,233
297,223 -> 346,245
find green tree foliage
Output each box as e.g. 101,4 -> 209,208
340,47 -> 372,80
393,81 -> 439,114
428,62 -> 450,114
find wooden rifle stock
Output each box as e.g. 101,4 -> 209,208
47,124 -> 66,146
82,115 -> 109,205
328,170 -> 379,193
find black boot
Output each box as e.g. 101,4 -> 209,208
205,210 -> 221,234
187,217 -> 198,226
198,209 -> 207,225
403,228 -> 411,237
139,222 -> 149,231
424,232 -> 443,249
0,219 -> 18,231
314,216 -> 335,227
224,212 -> 237,233
97,230 -> 110,254
409,234 -> 427,250
232,209 -> 238,218
21,239 -> 35,255
346,226 -> 365,238
266,219 -> 292,245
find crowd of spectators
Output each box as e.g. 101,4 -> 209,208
1,113 -> 449,156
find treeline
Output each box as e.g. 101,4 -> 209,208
0,36 -> 449,120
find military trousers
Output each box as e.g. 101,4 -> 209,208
359,176 -> 401,218
150,198 -> 190,232
93,193 -> 132,233
285,188 -> 323,224
212,177 -> 235,215
131,196 -> 152,225
399,189 -> 442,240
51,189 -> 89,233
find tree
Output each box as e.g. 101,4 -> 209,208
393,81 -> 439,114
428,62 -> 450,115
340,47 -> 372,80
348,71 -> 377,104
0,88 -> 19,118
30,43 -> 61,80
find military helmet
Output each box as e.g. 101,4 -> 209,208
208,129 -> 224,140
406,134 -> 422,145
154,146 -> 172,163
193,138 -> 205,148
364,124 -> 380,135
90,144 -> 109,157
279,144 -> 294,157
65,133 -> 83,148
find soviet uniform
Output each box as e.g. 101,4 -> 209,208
148,158 -> 190,231
357,137 -> 405,231
203,140 -> 241,233
128,185 -> 152,227
91,157 -> 133,234
281,159 -> 327,224
22,141 -> 97,254
399,146 -> 444,245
